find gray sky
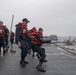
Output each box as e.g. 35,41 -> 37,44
0,0 -> 76,36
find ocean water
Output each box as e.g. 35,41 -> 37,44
58,36 -> 76,42
44,36 -> 76,42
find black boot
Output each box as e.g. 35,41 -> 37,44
36,62 -> 46,72
44,59 -> 48,63
20,56 -> 26,66
20,60 -> 26,66
24,60 -> 29,64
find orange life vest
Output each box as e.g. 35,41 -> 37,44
29,27 -> 37,36
16,23 -> 28,37
31,31 -> 43,46
0,25 -> 5,37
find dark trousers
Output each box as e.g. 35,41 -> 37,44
19,39 -> 29,59
5,36 -> 8,46
0,37 -> 5,52
32,45 -> 46,62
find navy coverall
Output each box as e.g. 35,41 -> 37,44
32,34 -> 46,62
4,28 -> 9,47
15,25 -> 31,59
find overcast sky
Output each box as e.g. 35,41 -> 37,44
0,0 -> 76,36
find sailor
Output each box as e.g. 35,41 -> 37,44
15,18 -> 31,66
30,28 -> 47,72
4,26 -> 9,51
0,21 -> 6,54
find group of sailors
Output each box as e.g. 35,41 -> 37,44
0,18 -> 50,72
0,21 -> 15,55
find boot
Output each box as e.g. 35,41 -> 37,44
44,59 -> 48,63
36,62 -> 46,72
20,60 -> 26,66
24,60 -> 29,64
20,56 -> 26,66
